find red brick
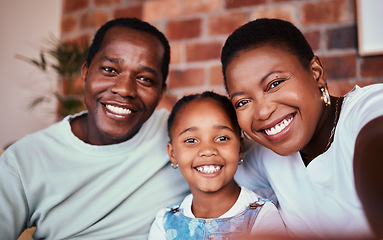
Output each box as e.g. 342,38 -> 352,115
143,0 -> 182,22
225,0 -> 266,9
327,80 -> 376,96
167,19 -> 202,40
168,68 -> 205,88
208,12 -> 249,36
271,0 -> 296,2
209,65 -> 224,86
327,25 -> 356,49
186,42 -> 222,62
184,0 -> 222,15
360,56 -> 383,77
250,5 -> 294,23
81,11 -> 109,29
63,0 -> 88,13
170,43 -> 182,65
114,5 -> 143,19
61,15 -> 77,34
156,94 -> 178,111
304,30 -> 321,52
94,0 -> 122,6
321,54 -> 356,79
302,0 -> 349,25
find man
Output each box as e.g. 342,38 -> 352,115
0,18 -> 189,239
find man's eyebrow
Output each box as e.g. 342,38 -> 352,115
101,56 -> 123,63
140,65 -> 158,76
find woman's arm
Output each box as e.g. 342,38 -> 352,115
353,115 -> 383,238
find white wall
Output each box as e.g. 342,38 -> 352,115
0,0 -> 62,149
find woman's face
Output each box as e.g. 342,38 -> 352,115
225,45 -> 325,156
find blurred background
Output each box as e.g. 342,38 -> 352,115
1,0 -> 383,150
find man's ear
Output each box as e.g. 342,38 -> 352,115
81,62 -> 88,86
167,141 -> 177,165
310,56 -> 327,88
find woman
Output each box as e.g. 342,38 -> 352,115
221,18 -> 383,239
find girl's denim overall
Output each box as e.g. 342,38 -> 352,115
163,200 -> 267,240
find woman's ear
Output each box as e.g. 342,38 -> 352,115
310,56 -> 327,88
167,141 -> 178,165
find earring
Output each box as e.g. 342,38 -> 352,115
242,131 -> 251,140
238,158 -> 244,165
171,163 -> 178,169
320,87 -> 331,107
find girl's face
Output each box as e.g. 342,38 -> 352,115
225,45 -> 326,156
168,99 -> 242,195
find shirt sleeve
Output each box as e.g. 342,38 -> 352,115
148,208 -> 167,240
0,151 -> 28,239
251,201 -> 287,237
235,143 -> 272,191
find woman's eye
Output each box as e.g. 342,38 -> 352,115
235,99 -> 250,109
268,76 -> 290,91
102,67 -> 118,75
185,138 -> 197,143
216,136 -> 229,142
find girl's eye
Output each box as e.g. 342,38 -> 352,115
102,67 -> 118,75
235,99 -> 250,109
184,138 -> 197,143
216,136 -> 229,142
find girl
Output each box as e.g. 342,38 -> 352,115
221,18 -> 383,239
148,91 -> 286,239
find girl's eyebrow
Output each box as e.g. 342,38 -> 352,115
215,125 -> 234,132
179,127 -> 197,136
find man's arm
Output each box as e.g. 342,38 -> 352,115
353,115 -> 383,238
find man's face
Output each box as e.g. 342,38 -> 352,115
81,26 -> 166,145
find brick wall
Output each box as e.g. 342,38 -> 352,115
61,0 -> 383,109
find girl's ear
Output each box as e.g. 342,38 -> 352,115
167,141 -> 178,164
239,137 -> 244,158
310,56 -> 327,88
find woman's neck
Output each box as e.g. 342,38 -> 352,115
190,181 -> 241,219
300,96 -> 343,166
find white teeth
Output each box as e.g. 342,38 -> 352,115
264,116 -> 293,136
106,104 -> 132,115
196,165 -> 221,174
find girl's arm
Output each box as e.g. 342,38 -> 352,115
353,115 -> 383,239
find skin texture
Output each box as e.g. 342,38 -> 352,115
71,27 -> 166,145
353,115 -> 383,238
226,45 -> 333,159
167,99 -> 242,218
226,44 -> 383,238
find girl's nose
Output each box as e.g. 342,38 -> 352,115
198,142 -> 218,157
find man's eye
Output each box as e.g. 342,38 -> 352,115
217,136 -> 229,142
185,138 -> 197,143
102,67 -> 118,74
137,76 -> 155,87
235,99 -> 250,109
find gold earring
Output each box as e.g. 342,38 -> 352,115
320,87 -> 331,107
238,158 -> 244,165
171,163 -> 178,169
